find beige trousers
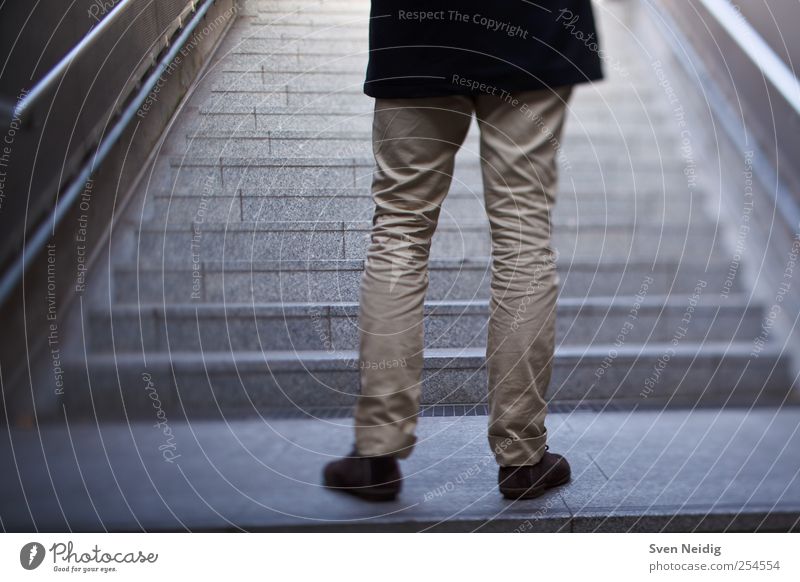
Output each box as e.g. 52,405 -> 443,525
354,86 -> 573,466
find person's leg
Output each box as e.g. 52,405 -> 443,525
474,85 -> 573,468
354,95 -> 473,459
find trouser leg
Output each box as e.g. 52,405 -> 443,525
355,96 -> 473,458
474,86 -> 573,466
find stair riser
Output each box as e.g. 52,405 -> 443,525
200,87 -> 668,113
219,51 -> 368,70
227,40 -> 656,89
215,71 -> 644,99
234,38 -> 367,55
253,3 -> 369,10
64,352 -> 792,418
197,86 -> 372,110
160,159 -> 688,193
143,194 -> 700,224
134,228 -> 723,262
148,144 -> 703,208
249,0 -> 370,11
216,71 -> 362,91
195,112 -> 367,133
113,262 -> 740,303
90,303 -> 763,352
232,37 -> 655,64
151,173 -> 686,200
242,23 -> 369,35
213,70 -> 656,97
195,110 -> 671,133
239,20 -> 651,52
171,134 -> 679,163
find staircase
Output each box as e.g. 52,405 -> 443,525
66,0 -> 794,419
9,0 -> 791,533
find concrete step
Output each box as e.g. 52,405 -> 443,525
232,15 -> 649,52
184,106 -> 676,143
211,68 -> 656,96
215,51 -> 648,88
170,128 -> 681,161
217,52 -> 369,74
157,155 -> 693,197
231,37 -> 367,55
196,103 -> 372,116
251,11 -> 370,23
197,106 -> 675,135
214,70 -> 365,92
198,85 -> 372,110
130,219 -> 725,262
234,24 -> 370,38
197,84 -> 666,112
186,99 -> 674,130
151,164 -> 690,200
89,296 -> 764,353
112,258 -> 741,303
141,190 -> 705,226
224,20 -> 646,91
249,1 -> 370,14
5,409 -> 800,531
198,72 -> 657,97
227,29 -> 652,69
66,343 -> 795,417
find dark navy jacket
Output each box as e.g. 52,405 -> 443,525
364,1 -> 604,98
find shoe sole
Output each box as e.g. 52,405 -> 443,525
499,473 -> 571,500
323,480 -> 400,502
348,488 -> 399,502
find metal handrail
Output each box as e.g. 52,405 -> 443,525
11,0 -> 138,123
8,0 -> 202,124
698,0 -> 800,116
646,0 -> 800,240
0,0 -> 218,306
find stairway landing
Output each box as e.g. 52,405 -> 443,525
2,408 -> 799,531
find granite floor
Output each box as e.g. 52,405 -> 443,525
2,406 -> 799,532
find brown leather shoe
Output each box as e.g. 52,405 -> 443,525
498,446 -> 571,500
323,448 -> 402,502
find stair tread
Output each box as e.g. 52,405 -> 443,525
86,342 -> 783,364
101,294 -> 759,314
137,219 -> 717,231
166,154 -> 686,168
115,256 -> 731,269
5,408 -> 799,531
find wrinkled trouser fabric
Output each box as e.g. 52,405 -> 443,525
354,86 -> 573,467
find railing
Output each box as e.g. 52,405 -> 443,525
646,0 -> 800,230
645,0 -> 800,382
697,0 -> 800,114
0,0 -> 219,305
